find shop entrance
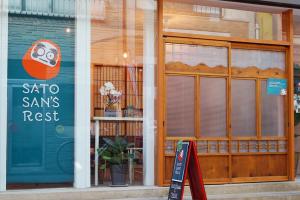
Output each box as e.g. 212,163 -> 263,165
159,36 -> 291,185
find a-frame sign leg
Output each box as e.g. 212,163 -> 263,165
187,141 -> 207,200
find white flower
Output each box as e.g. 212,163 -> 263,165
116,91 -> 122,96
111,90 -> 122,97
104,82 -> 115,90
99,82 -> 122,104
99,86 -> 107,96
110,89 -> 117,95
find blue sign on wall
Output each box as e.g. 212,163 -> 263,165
267,78 -> 287,96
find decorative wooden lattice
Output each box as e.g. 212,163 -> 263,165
164,139 -> 287,155
93,65 -> 143,136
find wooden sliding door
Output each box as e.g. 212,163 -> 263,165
230,43 -> 288,182
161,37 -> 290,185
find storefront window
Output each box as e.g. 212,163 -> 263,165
163,0 -> 283,41
91,0 -> 156,186
7,0 -> 75,187
2,0 -> 156,189
1,0 -> 296,191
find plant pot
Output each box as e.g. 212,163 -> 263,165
104,103 -> 122,117
110,164 -> 127,185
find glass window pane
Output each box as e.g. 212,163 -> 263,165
9,0 -> 75,17
231,48 -> 286,77
165,43 -> 228,74
166,76 -> 195,137
231,80 -> 256,136
163,0 -> 283,41
200,77 -> 227,137
293,14 -> 300,153
91,0 -> 156,185
261,80 -> 285,136
7,1 -> 75,185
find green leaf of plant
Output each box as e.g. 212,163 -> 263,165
100,164 -> 106,170
102,155 -> 112,161
99,136 -> 131,165
103,138 -> 115,147
128,153 -> 134,159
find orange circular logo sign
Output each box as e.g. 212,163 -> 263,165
22,40 -> 61,80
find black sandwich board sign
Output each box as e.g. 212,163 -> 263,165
168,141 -> 207,200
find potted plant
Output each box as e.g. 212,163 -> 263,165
99,82 -> 122,117
98,136 -> 134,186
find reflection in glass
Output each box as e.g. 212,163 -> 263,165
166,76 -> 195,137
7,0 -> 75,185
231,80 -> 256,137
200,77 -> 227,137
165,43 -> 228,74
163,0 -> 283,41
232,49 -> 285,77
91,0 -> 156,186
261,80 -> 285,137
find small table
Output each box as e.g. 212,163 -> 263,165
92,117 -> 143,186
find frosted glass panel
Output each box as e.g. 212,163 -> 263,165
163,1 -> 283,41
200,77 -> 227,137
232,49 -> 285,70
231,49 -> 285,77
231,80 -> 256,136
261,80 -> 285,136
166,76 -> 195,137
165,43 -> 228,74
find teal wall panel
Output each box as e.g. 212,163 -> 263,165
7,14 -> 75,183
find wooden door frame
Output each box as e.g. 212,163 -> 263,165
156,1 -> 294,186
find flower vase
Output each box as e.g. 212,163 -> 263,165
104,103 -> 122,117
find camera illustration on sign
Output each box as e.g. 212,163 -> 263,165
22,40 -> 61,80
